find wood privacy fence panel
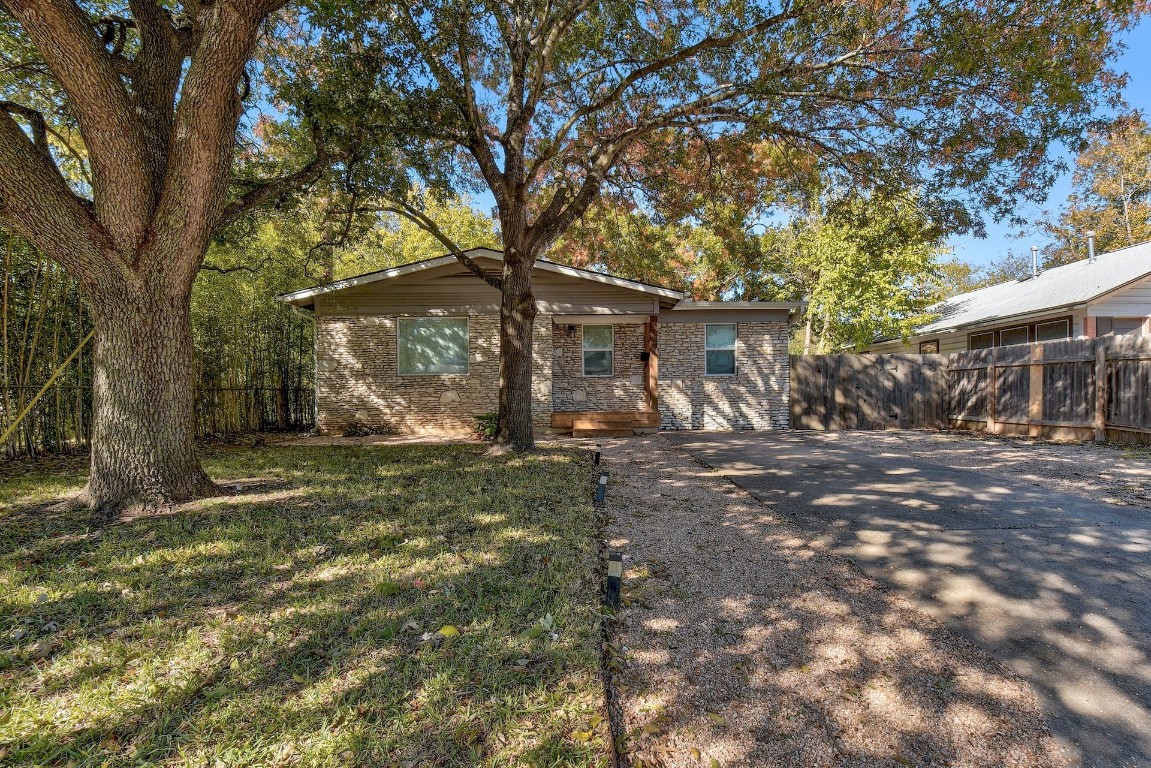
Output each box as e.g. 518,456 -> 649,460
790,353 -> 948,430
792,336 -> 1151,442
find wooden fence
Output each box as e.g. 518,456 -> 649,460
790,353 -> 949,430
791,335 -> 1151,442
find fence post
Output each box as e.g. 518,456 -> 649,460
1095,339 -> 1107,442
1028,343 -> 1044,437
986,347 -> 998,434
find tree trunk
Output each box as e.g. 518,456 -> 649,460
74,279 -> 216,511
492,248 -> 538,452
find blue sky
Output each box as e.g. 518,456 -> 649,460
948,17 -> 1151,267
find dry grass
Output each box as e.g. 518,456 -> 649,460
0,444 -> 609,767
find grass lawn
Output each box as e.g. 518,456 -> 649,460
0,445 -> 609,767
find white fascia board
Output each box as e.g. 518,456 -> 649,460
277,255 -> 462,305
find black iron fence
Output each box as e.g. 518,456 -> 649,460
1,385 -> 315,460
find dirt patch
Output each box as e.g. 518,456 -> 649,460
602,435 -> 1065,768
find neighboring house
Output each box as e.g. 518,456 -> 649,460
867,240 -> 1151,354
279,248 -> 802,436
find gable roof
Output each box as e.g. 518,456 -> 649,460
918,239 -> 1151,334
278,247 -> 684,308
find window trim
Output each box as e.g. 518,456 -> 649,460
918,339 -> 941,354
396,316 -> 470,377
966,314 -> 1073,350
1035,318 -> 1071,342
704,322 -> 738,376
998,325 -> 1030,347
581,324 -> 614,377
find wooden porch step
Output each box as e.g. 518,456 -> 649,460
572,427 -> 637,438
551,410 -> 660,430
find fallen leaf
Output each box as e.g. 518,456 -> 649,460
437,625 -> 460,638
28,639 -> 52,659
571,730 -> 592,742
690,747 -> 702,761
706,712 -> 725,726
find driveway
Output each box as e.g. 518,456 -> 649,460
664,430 -> 1151,768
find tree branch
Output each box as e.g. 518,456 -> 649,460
5,0 -> 154,246
373,197 -> 503,290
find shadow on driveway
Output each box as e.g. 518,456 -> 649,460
666,430 -> 1151,768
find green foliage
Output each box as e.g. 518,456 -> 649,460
474,413 -> 499,441
0,444 -> 608,766
1039,112 -> 1151,264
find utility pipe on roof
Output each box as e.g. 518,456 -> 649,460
1031,245 -> 1039,277
1087,230 -> 1097,263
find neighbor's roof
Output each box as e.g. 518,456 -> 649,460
277,247 -> 684,306
918,239 -> 1151,334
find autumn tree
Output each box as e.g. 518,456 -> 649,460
0,1 -> 338,509
314,0 -> 1138,451
1041,112 -> 1151,264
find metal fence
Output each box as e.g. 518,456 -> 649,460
1,385 -> 315,460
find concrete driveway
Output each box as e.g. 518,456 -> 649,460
664,430 -> 1151,768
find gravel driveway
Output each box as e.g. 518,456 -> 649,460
601,435 -> 1064,768
665,430 -> 1151,768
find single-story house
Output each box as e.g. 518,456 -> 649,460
279,248 -> 802,436
866,239 -> 1151,354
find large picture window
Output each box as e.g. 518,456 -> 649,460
397,317 -> 469,375
582,325 -> 614,377
705,323 -> 737,375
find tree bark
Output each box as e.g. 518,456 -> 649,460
74,278 -> 215,511
491,246 -> 538,452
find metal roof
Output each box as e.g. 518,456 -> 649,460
918,240 -> 1151,333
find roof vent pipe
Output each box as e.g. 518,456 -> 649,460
1031,245 -> 1039,277
1087,230 -> 1096,263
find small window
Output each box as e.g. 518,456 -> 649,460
998,326 -> 1029,346
919,339 -> 940,354
397,317 -> 469,375
969,332 -> 994,350
1035,319 -> 1071,342
1113,317 -> 1145,336
582,325 -> 614,377
705,323 -> 737,375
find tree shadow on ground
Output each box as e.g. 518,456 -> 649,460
658,430 -> 1151,768
605,435 -> 1076,768
0,444 -> 610,768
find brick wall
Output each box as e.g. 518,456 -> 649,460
551,322 -> 647,411
315,314 -> 552,435
657,321 -> 790,430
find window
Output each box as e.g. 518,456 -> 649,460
705,323 -> 737,375
919,339 -> 940,354
969,332 -> 994,350
1113,317 -> 1146,336
582,325 -> 614,376
998,326 -> 1029,346
397,317 -> 468,375
1035,319 -> 1071,342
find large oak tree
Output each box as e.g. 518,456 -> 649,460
0,0 -> 332,509
317,0 -> 1139,451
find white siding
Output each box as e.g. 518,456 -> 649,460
314,258 -> 660,316
1087,275 -> 1151,318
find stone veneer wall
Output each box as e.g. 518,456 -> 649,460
551,322 -> 647,411
657,321 -> 790,430
315,313 -> 552,435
